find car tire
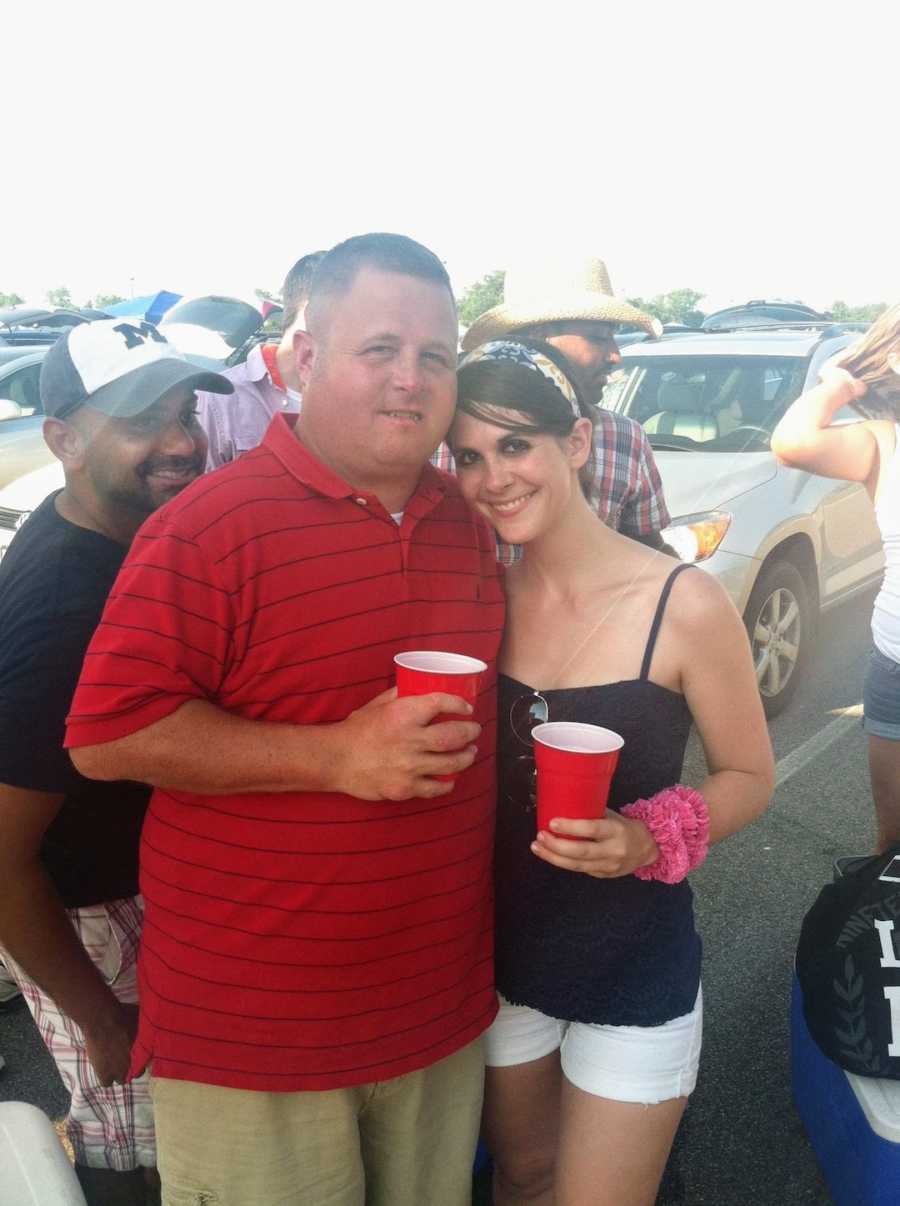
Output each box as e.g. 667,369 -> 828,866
743,559 -> 811,719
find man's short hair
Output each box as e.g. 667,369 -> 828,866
281,251 -> 327,330
305,234 -> 454,334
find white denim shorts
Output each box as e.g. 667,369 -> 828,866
484,988 -> 703,1105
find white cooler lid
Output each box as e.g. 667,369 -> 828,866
0,1101 -> 87,1205
846,1071 -> 900,1143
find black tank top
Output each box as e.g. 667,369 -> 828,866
494,563 -> 701,1025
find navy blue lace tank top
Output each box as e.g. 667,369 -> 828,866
495,563 -> 701,1026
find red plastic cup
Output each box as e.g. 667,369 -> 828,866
394,651 -> 487,781
532,721 -> 624,835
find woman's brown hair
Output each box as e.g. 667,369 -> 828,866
836,303 -> 900,418
455,339 -> 598,499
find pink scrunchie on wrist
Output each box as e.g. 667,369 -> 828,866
620,785 -> 710,884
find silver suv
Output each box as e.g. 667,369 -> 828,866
604,323 -> 883,716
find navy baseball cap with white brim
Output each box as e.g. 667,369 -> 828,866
40,318 -> 233,420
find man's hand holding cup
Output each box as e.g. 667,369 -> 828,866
336,687 -> 481,801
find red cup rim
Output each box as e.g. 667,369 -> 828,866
394,651 -> 488,675
532,721 -> 624,755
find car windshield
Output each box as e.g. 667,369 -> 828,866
603,354 -> 809,452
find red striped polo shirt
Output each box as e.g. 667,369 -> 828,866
65,414 -> 504,1093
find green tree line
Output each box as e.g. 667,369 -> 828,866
2,281 -> 888,329
0,287 -> 126,311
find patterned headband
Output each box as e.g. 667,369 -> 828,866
460,340 -> 582,420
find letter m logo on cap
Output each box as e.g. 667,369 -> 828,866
112,321 -> 168,351
70,320 -> 171,395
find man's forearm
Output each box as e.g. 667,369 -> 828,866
0,861 -> 123,1033
70,691 -> 483,802
69,699 -> 346,795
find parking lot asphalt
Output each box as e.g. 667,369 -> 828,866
0,586 -> 881,1204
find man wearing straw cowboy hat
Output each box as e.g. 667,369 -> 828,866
460,256 -> 671,549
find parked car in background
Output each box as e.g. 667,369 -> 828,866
0,307 -> 96,349
0,347 -> 53,560
700,300 -> 829,331
160,295 -> 267,368
0,348 -> 46,419
616,323 -> 699,350
0,459 -> 61,560
603,321 -> 883,715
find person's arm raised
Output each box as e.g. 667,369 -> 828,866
771,364 -> 891,491
70,687 -> 481,801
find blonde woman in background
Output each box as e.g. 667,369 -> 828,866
772,304 -> 900,850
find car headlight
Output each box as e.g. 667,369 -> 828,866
661,511 -> 731,563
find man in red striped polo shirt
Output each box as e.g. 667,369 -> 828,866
66,234 -> 504,1206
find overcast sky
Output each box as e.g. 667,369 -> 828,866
5,1 -> 897,313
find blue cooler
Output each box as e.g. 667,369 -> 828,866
791,975 -> 900,1205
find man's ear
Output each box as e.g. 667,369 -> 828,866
42,417 -> 87,468
292,329 -> 318,391
566,417 -> 594,471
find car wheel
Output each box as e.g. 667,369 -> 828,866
744,559 -> 811,718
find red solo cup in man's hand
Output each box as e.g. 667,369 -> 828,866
394,651 -> 487,780
533,721 -> 624,835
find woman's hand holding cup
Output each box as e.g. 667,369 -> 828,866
531,811 -> 659,879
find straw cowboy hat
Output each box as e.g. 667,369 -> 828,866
461,256 -> 663,351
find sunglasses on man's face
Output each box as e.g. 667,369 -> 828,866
504,690 -> 550,811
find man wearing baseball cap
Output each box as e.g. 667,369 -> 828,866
0,319 -> 231,1205
460,256 -> 671,549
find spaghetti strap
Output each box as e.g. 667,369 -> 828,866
639,563 -> 695,682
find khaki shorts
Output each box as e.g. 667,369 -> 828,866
151,1036 -> 484,1206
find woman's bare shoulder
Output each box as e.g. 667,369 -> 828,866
663,563 -> 740,632
652,566 -> 751,693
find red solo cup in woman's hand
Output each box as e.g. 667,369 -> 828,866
394,651 -> 488,780
533,722 -> 624,836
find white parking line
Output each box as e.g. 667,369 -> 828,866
774,712 -> 860,788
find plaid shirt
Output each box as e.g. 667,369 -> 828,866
1,896 -> 155,1170
432,409 -> 670,564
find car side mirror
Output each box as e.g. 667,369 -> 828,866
0,399 -> 24,421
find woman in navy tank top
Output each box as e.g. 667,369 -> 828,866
773,305 -> 900,853
450,340 -> 774,1206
